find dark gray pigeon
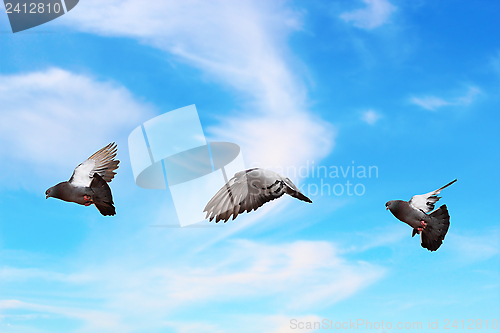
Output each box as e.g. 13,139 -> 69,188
46,143 -> 120,216
204,168 -> 312,223
386,179 -> 457,251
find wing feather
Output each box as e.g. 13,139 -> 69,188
69,143 -> 120,187
409,179 -> 457,213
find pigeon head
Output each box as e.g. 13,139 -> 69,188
46,187 -> 55,199
234,171 -> 246,178
45,183 -> 64,199
385,200 -> 400,212
385,200 -> 397,211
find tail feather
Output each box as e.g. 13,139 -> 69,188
421,205 -> 450,251
90,174 -> 116,216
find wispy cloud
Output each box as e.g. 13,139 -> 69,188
360,109 -> 382,125
1,239 -> 384,332
342,225 -> 408,253
0,68 -> 154,186
410,96 -> 450,110
340,0 -> 397,30
0,299 -> 125,332
490,50 -> 500,77
448,228 -> 500,264
56,0 -> 334,171
410,86 -> 481,111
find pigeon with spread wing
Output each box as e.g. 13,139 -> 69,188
386,179 -> 457,251
204,168 -> 312,223
45,143 -> 120,216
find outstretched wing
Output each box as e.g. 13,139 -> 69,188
282,177 -> 312,203
69,143 -> 120,187
203,169 -> 285,223
409,179 -> 456,213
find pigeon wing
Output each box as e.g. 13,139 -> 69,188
283,177 -> 312,203
69,143 -> 120,187
204,169 -> 285,223
409,179 -> 456,213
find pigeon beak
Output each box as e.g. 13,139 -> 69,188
386,206 -> 389,210
46,195 -> 48,199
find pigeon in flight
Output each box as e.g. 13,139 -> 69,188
45,143 -> 120,216
204,168 -> 312,223
386,179 -> 457,251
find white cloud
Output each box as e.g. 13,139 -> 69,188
410,86 -> 481,111
0,239 -> 384,332
456,87 -> 481,105
97,239 -> 382,312
0,300 -> 125,332
55,0 -> 334,172
340,0 -> 397,30
448,229 -> 500,264
0,68 -> 154,183
210,114 -> 335,172
360,109 -> 382,125
489,50 -> 500,77
410,96 -> 450,110
342,225 -> 408,253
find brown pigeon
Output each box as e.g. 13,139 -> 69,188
386,179 -> 456,251
45,143 -> 119,216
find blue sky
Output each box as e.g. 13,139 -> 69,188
0,0 -> 499,332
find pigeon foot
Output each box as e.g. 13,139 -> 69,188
417,227 -> 424,232
84,202 -> 93,206
84,195 -> 92,201
420,221 -> 427,228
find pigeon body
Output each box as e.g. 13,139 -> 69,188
46,143 -> 119,216
387,200 -> 431,229
47,182 -> 93,205
204,168 -> 312,223
386,179 -> 456,251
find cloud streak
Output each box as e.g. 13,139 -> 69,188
410,86 -> 481,111
1,239 -> 384,332
448,228 -> 500,264
340,0 -> 397,30
57,0 -> 334,171
0,299 -> 125,332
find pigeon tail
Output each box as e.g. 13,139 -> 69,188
90,174 -> 116,216
421,205 -> 450,251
